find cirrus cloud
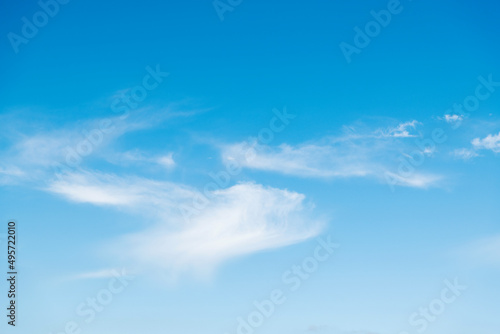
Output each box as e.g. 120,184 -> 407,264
47,170 -> 324,279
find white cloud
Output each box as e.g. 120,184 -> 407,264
223,141 -> 374,179
156,153 -> 175,168
47,170 -> 195,210
48,172 -> 145,206
1,105 -> 324,279
66,268 -> 129,280
384,172 -> 442,189
115,150 -> 176,169
0,166 -> 25,185
221,127 -> 442,189
448,131 -> 500,160
47,171 -> 323,278
114,182 -> 322,278
439,114 -> 464,126
9,112 -> 158,168
382,120 -> 421,138
472,131 -> 500,153
452,148 -> 479,160
0,105 -> 194,181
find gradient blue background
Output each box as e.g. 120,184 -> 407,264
1,0 -> 499,333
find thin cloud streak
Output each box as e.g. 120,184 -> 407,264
221,120 -> 442,189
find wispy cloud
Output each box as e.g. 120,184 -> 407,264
113,150 -> 176,169
0,165 -> 25,185
223,140 -> 374,179
452,148 -> 479,160
47,170 -> 323,278
47,170 -> 195,210
0,105 -> 193,185
221,120 -> 441,189
379,120 -> 421,138
439,114 -> 464,126
156,152 -> 176,168
0,104 -> 324,279
383,172 -> 441,189
66,268 -> 130,280
113,182 -> 323,278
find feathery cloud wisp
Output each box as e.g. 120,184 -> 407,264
221,121 -> 442,189
382,120 -> 421,138
452,148 -> 479,160
47,171 -> 323,278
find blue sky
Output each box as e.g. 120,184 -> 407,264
1,0 -> 500,333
